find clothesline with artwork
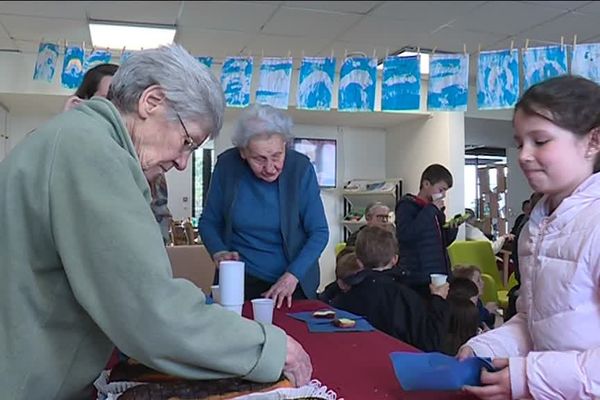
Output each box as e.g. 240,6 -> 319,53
32,42 -> 600,112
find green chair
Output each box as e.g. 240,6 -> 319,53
335,242 -> 347,256
507,272 -> 518,291
448,240 -> 508,308
480,273 -> 499,304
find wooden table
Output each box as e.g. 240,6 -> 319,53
243,300 -> 476,400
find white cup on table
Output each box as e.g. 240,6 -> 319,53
430,274 -> 448,287
219,260 -> 245,308
251,298 -> 274,324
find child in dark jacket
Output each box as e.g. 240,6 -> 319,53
332,225 -> 450,352
442,277 -> 481,355
394,164 -> 461,298
452,265 -> 497,330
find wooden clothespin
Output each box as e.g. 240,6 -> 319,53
301,49 -> 305,59
525,39 -> 529,50
463,43 -> 467,55
510,40 -> 514,52
372,48 -> 377,59
560,36 -> 564,50
573,34 -> 578,47
478,44 -> 482,54
432,46 -> 437,55
288,50 -> 292,59
330,48 -> 334,59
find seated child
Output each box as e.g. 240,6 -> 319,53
318,246 -> 356,304
331,225 -> 450,352
452,264 -> 497,329
442,278 -> 481,355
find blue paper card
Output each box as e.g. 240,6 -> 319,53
389,352 -> 496,391
307,318 -> 375,333
287,308 -> 365,324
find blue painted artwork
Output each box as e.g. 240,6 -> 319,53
60,45 -> 84,89
522,46 -> 567,90
338,57 -> 376,112
428,54 -> 469,111
382,56 -> 421,111
572,44 -> 600,84
84,49 -> 112,72
297,57 -> 336,111
120,50 -> 136,65
196,56 -> 213,69
33,42 -> 59,82
477,49 -> 519,110
256,57 -> 293,109
221,56 -> 253,108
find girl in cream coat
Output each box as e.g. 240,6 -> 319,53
459,76 -> 600,400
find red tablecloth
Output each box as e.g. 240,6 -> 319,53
243,299 -> 476,400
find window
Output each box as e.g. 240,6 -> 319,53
192,141 -> 215,222
464,147 -> 508,238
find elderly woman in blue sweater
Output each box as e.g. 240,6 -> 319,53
199,104 -> 329,308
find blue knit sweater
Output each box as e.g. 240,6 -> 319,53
199,147 -> 329,298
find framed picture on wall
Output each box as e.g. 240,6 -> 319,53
292,138 -> 337,188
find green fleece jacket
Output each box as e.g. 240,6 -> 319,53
0,98 -> 287,399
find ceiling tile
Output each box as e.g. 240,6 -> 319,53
514,11 -> 600,44
261,7 -> 362,39
244,34 -> 324,58
0,14 -> 90,43
340,16 -> 437,47
450,1 -> 566,36
370,1 -> 486,27
571,1 -> 600,15
0,1 -> 91,19
177,28 -> 252,58
427,27 -> 505,53
88,1 -> 181,25
179,1 -> 279,33
519,1 -> 592,11
283,1 -> 380,14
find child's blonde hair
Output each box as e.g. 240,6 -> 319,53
335,252 -> 361,281
355,225 -> 398,268
452,264 -> 482,280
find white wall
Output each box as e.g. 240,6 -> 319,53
385,113 -> 465,221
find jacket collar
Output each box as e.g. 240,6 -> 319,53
530,172 -> 600,232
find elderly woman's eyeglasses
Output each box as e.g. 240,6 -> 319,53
176,113 -> 201,152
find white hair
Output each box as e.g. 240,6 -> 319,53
232,104 -> 294,148
108,44 -> 225,138
365,202 -> 390,217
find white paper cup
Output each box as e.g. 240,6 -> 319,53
432,192 -> 445,201
223,304 -> 243,316
251,298 -> 274,324
219,261 -> 245,306
211,285 -> 221,304
430,274 -> 448,287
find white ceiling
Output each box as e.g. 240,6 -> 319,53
0,1 -> 597,124
1,1 -> 598,60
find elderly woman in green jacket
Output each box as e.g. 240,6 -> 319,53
0,45 -> 310,399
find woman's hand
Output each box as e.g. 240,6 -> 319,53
464,358 -> 511,400
283,335 -> 312,387
212,251 -> 240,265
263,272 -> 299,308
456,346 -> 475,360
